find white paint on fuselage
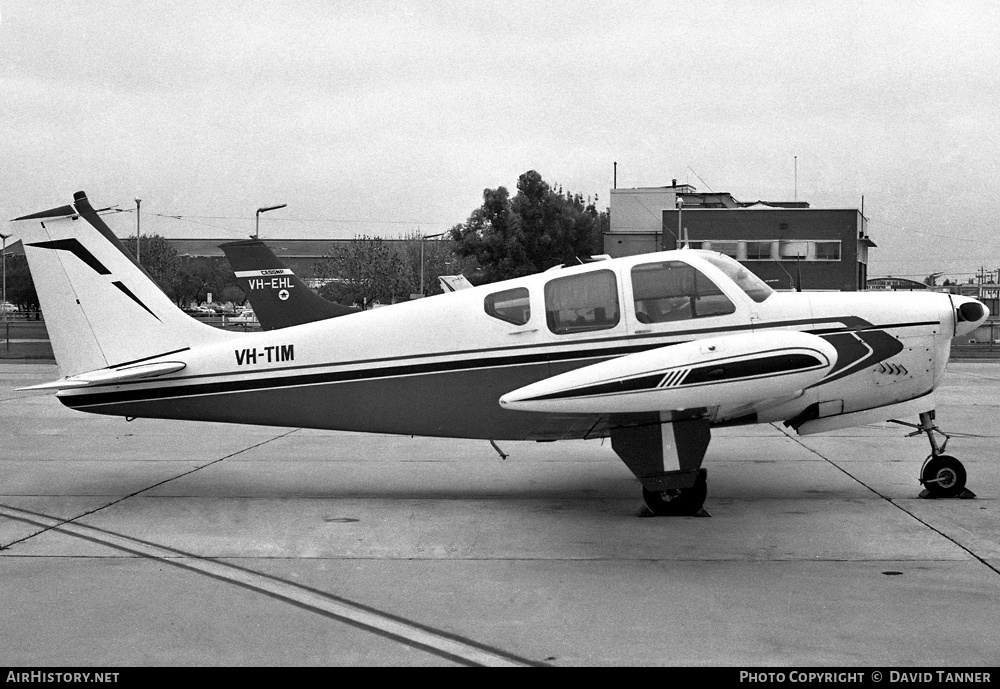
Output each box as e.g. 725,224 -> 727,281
56,250 -> 983,440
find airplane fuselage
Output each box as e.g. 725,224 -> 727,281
54,251 -> 962,442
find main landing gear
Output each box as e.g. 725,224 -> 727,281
890,411 -> 975,499
641,469 -> 709,517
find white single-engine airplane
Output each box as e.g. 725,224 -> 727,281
12,192 -> 990,516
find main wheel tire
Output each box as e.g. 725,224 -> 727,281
921,455 -> 967,498
642,469 -> 708,516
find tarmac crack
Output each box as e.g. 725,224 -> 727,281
0,502 -> 543,667
0,428 -> 301,551
774,423 -> 1000,577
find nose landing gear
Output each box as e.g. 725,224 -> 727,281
890,411 -> 976,499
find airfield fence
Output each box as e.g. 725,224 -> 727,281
1,313 -> 259,359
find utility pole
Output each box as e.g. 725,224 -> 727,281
676,194 -> 687,249
419,231 -> 446,297
134,198 -> 141,264
0,232 -> 10,321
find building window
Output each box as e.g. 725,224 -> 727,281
815,241 -> 841,261
744,241 -> 773,261
779,241 -> 809,259
484,287 -> 530,325
631,261 -> 736,323
545,269 -> 620,334
709,241 -> 739,258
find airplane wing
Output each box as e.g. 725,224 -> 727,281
499,331 -> 837,415
219,239 -> 359,331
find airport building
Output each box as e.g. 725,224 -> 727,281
167,239 -> 354,285
604,181 -> 875,291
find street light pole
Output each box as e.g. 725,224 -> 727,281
134,198 -> 141,264
419,231 -> 446,297
0,232 -> 10,322
255,204 -> 287,239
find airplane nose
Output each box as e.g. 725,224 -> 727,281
954,296 -> 990,337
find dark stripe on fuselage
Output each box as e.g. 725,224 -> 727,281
526,352 -> 825,402
59,317 -> 937,411
683,352 -> 824,385
529,373 -> 668,401
108,347 -> 191,370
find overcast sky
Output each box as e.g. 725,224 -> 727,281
2,1 -> 998,280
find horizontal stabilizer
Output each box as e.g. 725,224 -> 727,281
17,361 -> 186,391
438,274 -> 474,292
500,331 -> 838,414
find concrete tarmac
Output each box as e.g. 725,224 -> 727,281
1,361 -> 998,667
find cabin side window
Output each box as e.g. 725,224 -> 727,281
545,270 -> 620,334
631,261 -> 736,323
484,287 -> 531,325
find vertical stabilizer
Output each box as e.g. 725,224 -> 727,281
220,239 -> 358,331
11,192 -> 233,376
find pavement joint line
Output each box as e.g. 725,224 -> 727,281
0,428 -> 302,551
0,552 -> 975,563
0,503 -> 542,668
773,424 -> 1000,577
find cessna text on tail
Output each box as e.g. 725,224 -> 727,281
12,192 -> 989,516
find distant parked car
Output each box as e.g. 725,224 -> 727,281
228,309 -> 258,324
1,302 -> 18,314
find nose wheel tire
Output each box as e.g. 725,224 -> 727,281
920,455 -> 967,498
642,469 -> 708,516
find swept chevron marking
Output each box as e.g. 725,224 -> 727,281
26,238 -> 111,275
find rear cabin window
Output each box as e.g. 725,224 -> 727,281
484,287 -> 531,325
631,261 -> 736,323
545,269 -> 620,334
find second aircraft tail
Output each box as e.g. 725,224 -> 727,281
220,239 -> 359,331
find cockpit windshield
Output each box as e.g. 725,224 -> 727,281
695,251 -> 774,303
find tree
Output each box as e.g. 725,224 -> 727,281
396,232 -> 464,297
173,257 -> 244,307
450,170 -> 607,283
123,234 -> 181,297
313,236 -> 408,309
3,255 -> 39,312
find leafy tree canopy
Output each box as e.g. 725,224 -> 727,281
450,170 -> 608,283
123,234 -> 181,297
3,255 -> 38,310
314,236 -> 409,309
